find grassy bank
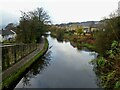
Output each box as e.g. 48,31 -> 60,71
2,38 -> 49,90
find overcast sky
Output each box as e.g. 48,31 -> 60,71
0,0 -> 120,26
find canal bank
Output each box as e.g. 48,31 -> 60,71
15,35 -> 99,88
2,38 -> 49,90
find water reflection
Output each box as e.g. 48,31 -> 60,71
20,50 -> 52,87
56,38 -> 64,43
16,35 -> 100,88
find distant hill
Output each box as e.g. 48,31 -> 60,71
55,21 -> 100,27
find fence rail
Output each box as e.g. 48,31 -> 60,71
2,44 -> 38,71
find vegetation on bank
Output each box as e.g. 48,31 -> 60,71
91,41 -> 120,88
2,38 -> 49,90
92,14 -> 120,88
50,28 -> 95,50
49,13 -> 120,89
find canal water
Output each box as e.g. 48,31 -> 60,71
15,35 -> 99,88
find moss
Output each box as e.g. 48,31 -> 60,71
2,38 -> 49,90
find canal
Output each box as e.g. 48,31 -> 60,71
15,35 -> 99,88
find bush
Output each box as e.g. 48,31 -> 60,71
97,57 -> 106,67
115,81 -> 120,88
94,16 -> 120,56
106,41 -> 120,58
95,30 -> 115,56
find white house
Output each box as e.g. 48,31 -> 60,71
0,31 -> 2,42
0,30 -> 16,42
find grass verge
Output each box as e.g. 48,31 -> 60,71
1,38 -> 49,90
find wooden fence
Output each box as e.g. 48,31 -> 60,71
2,44 -> 38,71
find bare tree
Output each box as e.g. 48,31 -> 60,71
16,7 -> 50,43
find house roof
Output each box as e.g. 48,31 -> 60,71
56,21 -> 100,27
0,30 -> 15,36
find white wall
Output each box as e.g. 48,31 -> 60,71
0,35 -> 3,42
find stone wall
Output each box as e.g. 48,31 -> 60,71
2,44 -> 38,71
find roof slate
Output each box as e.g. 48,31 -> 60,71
0,30 -> 14,36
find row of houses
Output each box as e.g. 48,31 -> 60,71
0,21 -> 100,42
0,29 -> 16,42
55,21 -> 100,33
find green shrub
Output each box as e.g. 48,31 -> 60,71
102,71 -> 116,88
115,81 -> 120,88
94,30 -> 114,56
106,41 -> 120,58
97,57 -> 106,67
94,16 -> 120,56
